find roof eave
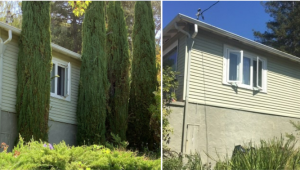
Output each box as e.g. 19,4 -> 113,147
0,21 -> 81,61
164,13 -> 300,63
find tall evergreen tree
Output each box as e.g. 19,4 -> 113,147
76,1 -> 108,145
15,1 -> 52,142
106,1 -> 130,141
127,1 -> 158,151
254,2 -> 300,56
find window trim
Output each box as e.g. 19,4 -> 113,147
223,44 -> 267,93
51,59 -> 71,101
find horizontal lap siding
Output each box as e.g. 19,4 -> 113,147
2,32 -> 19,113
1,29 -> 80,124
189,33 -> 300,118
49,52 -> 80,125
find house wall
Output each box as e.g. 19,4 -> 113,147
188,29 -> 300,118
50,51 -> 81,125
163,33 -> 187,101
167,102 -> 300,164
0,29 -> 80,146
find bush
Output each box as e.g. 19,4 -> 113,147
0,135 -> 160,170
214,137 -> 300,170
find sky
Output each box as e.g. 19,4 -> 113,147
163,1 -> 272,41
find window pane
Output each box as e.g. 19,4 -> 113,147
57,66 -> 65,96
242,57 -> 251,85
51,64 -> 55,93
258,60 -> 263,87
163,48 -> 177,71
229,51 -> 241,81
253,60 -> 257,87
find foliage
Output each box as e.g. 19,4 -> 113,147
148,91 -> 161,147
76,1 -> 109,145
51,1 -> 83,54
163,153 -> 184,170
15,1 -> 51,142
213,137 -> 300,170
162,66 -> 179,153
163,152 -> 208,170
105,133 -> 129,151
0,1 -> 22,28
254,2 -> 300,56
106,1 -> 130,142
156,46 -> 161,83
151,1 -> 161,45
127,1 -> 158,152
68,1 -> 91,17
163,66 -> 179,102
0,135 -> 161,170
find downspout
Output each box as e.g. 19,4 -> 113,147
0,29 -> 12,132
174,22 -> 198,153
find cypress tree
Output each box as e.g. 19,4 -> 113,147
15,1 -> 52,142
127,1 -> 157,151
76,1 -> 108,145
106,1 -> 130,141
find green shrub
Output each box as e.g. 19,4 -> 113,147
163,154 -> 183,170
0,135 -> 160,170
214,137 -> 300,170
163,152 -> 209,170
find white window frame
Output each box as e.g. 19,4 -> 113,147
51,59 -> 71,101
223,44 -> 267,93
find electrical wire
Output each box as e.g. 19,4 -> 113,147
198,1 -> 219,20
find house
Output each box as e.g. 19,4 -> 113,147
163,14 -> 300,162
0,22 -> 81,151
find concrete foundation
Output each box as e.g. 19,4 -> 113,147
166,102 -> 300,164
48,120 -> 77,146
0,110 -> 77,152
0,110 -> 18,152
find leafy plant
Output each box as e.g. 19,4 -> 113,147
0,135 -> 160,170
68,1 -> 91,17
105,133 -> 129,150
162,66 -> 179,155
213,137 -> 300,170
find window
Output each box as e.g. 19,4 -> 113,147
163,47 -> 177,71
51,60 -> 71,101
163,40 -> 178,71
223,45 -> 267,92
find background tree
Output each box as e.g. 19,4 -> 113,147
106,1 -> 130,141
50,1 -> 83,54
76,1 -> 109,145
0,1 -> 22,28
254,2 -> 300,56
126,1 -> 158,151
15,1 -> 52,142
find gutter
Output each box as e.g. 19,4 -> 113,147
165,14 -> 300,63
0,29 -> 12,133
174,22 -> 198,153
0,22 -> 81,61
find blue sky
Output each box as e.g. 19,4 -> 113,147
163,1 -> 272,41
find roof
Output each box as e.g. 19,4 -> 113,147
163,13 -> 300,63
0,21 -> 81,61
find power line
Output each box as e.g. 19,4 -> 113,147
196,1 -> 219,20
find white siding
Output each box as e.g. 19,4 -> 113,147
49,51 -> 80,124
188,31 -> 300,118
1,29 -> 81,124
